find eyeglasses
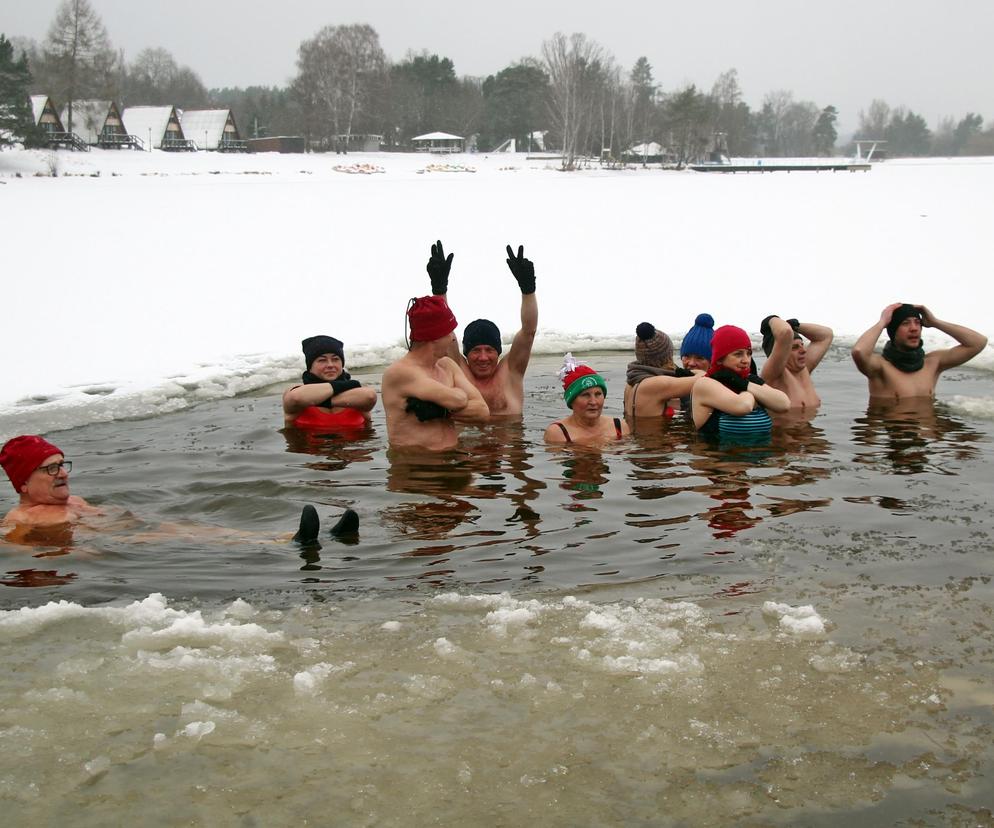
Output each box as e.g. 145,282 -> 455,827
37,461 -> 72,476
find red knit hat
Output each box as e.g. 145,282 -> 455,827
0,435 -> 64,492
407,295 -> 457,343
707,325 -> 752,378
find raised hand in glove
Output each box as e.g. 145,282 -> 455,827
505,244 -> 535,295
427,239 -> 454,295
405,396 -> 451,422
709,368 -> 750,394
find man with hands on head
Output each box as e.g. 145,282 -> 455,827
759,315 -> 834,409
851,303 -> 987,400
426,240 -> 538,417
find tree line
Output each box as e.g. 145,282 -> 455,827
4,0 -> 993,167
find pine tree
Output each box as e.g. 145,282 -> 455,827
812,105 -> 838,156
0,34 -> 37,148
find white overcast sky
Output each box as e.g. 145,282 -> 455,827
4,0 -> 992,132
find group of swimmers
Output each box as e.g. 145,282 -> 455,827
1,240 -> 988,536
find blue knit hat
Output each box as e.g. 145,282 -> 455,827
680,313 -> 715,360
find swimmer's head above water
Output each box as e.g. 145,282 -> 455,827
406,295 -> 457,350
559,353 -> 608,409
1,435 -> 72,505
635,322 -> 675,370
302,335 -> 346,380
680,313 -> 715,372
886,304 -> 924,348
462,318 -> 502,379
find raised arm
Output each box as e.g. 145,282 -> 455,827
504,244 -> 538,377
797,321 -> 834,372
426,240 -> 465,364
851,302 -> 900,378
760,317 -> 796,382
918,305 -> 988,371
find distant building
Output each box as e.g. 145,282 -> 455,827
412,132 -> 465,154
30,94 -> 88,151
30,95 -> 64,135
56,100 -> 143,150
246,136 -> 305,154
331,133 -> 383,152
181,109 -> 247,151
122,105 -> 196,151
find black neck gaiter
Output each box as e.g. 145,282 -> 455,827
882,341 -> 925,373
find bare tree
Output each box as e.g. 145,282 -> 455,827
541,32 -> 608,170
43,0 -> 116,132
124,47 -> 208,107
857,99 -> 891,139
293,24 -> 386,148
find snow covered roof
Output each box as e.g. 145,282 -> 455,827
625,142 -> 665,156
180,109 -> 237,150
59,100 -> 111,144
413,132 -> 464,142
122,106 -> 181,148
30,95 -> 61,129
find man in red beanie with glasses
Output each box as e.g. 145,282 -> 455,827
382,295 -> 489,450
1,435 -> 100,526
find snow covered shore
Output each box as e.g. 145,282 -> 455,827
1,147 -> 992,437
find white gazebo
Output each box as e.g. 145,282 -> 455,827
412,132 -> 464,154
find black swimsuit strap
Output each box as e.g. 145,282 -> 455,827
555,422 -> 572,443
613,417 -> 622,437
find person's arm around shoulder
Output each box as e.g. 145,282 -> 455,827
798,321 -> 834,372
636,374 -> 700,412
440,356 -> 490,422
504,244 -> 538,377
852,303 -> 899,378
760,317 -> 795,383
919,305 -> 989,371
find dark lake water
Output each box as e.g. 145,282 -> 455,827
2,350 -> 992,825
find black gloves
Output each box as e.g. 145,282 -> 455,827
427,239 -> 453,295
710,368 -> 750,394
330,378 -> 361,396
674,367 -> 696,378
786,318 -> 800,331
405,396 -> 451,422
505,244 -> 535,295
